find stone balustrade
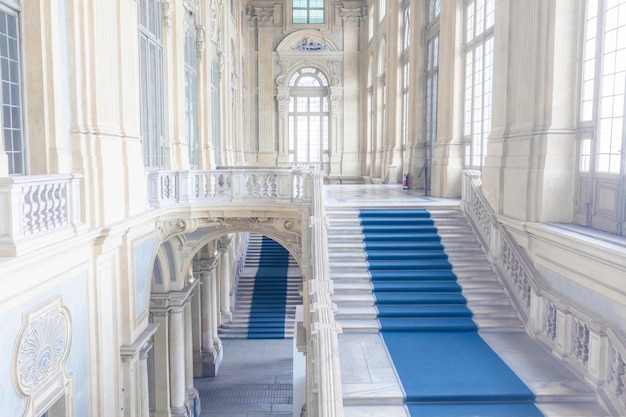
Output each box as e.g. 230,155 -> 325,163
0,174 -> 83,256
147,167 -> 313,208
461,170 -> 626,416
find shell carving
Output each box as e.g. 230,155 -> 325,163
14,306 -> 70,395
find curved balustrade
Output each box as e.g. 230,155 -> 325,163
461,170 -> 626,416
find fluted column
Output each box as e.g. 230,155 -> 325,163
218,237 -> 233,322
169,304 -> 187,417
210,262 -> 223,353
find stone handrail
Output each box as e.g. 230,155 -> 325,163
305,168 -> 344,417
147,167 -> 312,208
461,170 -> 626,416
0,174 -> 83,257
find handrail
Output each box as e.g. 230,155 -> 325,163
461,170 -> 626,416
305,168 -> 344,417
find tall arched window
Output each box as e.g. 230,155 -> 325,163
575,0 -> 626,236
288,68 -> 329,167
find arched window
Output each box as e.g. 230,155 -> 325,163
288,68 -> 329,166
575,0 -> 626,236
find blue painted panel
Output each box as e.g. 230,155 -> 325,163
135,236 -> 158,319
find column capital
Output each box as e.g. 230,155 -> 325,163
218,236 -> 233,251
341,7 -> 365,26
249,6 -> 275,27
120,323 -> 159,363
193,257 -> 219,274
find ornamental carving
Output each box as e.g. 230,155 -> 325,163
543,301 -> 557,341
13,301 -> 71,397
294,37 -> 328,52
210,0 -> 221,45
162,1 -> 174,28
500,242 -> 531,309
217,217 -> 269,230
249,6 -> 274,27
573,319 -> 590,366
609,350 -> 625,401
341,7 -> 365,26
158,218 -> 200,239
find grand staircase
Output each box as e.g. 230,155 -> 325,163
218,233 -> 302,339
328,207 -> 523,333
326,203 -> 609,417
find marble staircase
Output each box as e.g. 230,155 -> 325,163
218,233 -> 302,339
325,203 -> 610,417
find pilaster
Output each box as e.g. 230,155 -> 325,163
251,6 -> 278,165
120,324 -> 158,417
338,6 -> 365,178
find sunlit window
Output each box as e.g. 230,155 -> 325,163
288,68 -> 329,166
0,8 -> 24,174
139,0 -> 165,169
463,0 -> 495,168
293,0 -> 324,24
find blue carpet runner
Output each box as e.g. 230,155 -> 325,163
358,209 -> 544,417
247,236 -> 288,339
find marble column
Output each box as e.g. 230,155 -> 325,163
184,301 -> 199,413
218,237 -> 233,322
195,257 -> 222,376
169,305 -> 187,417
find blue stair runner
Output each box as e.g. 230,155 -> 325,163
359,208 -> 544,417
247,236 -> 289,339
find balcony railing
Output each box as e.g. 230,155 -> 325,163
147,167 -> 313,208
0,174 -> 83,257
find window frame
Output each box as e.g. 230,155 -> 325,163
0,3 -> 26,175
462,0 -> 495,169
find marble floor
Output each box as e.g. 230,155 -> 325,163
196,339 -> 295,417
